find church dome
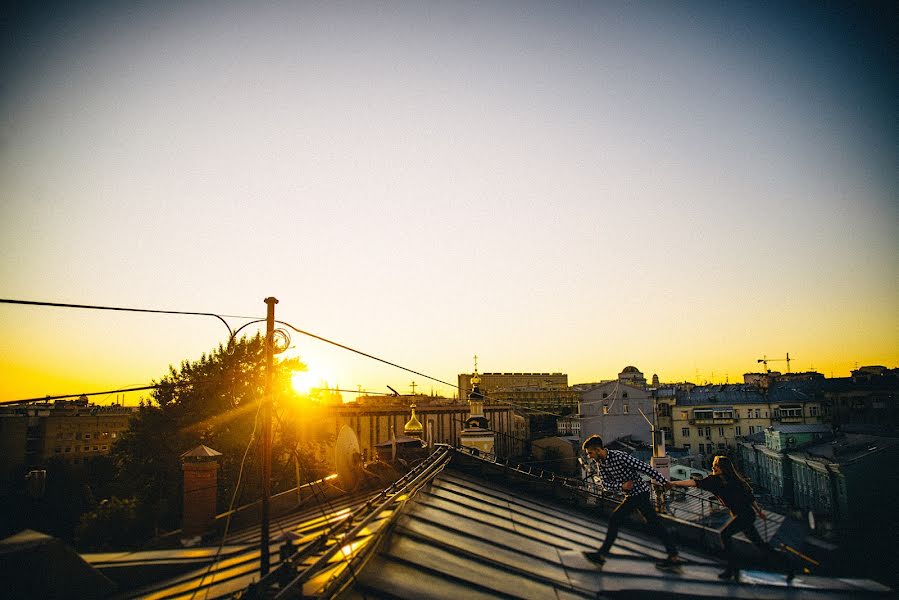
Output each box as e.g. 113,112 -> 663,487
404,404 -> 424,434
622,366 -> 641,373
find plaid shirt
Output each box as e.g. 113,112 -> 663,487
589,449 -> 667,496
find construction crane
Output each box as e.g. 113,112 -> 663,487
758,353 -> 792,373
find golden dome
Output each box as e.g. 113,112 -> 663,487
404,403 -> 424,433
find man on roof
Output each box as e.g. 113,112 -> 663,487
581,434 -> 683,570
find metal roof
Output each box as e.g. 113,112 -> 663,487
768,424 -> 832,434
83,447 -> 892,599
675,381 -> 830,406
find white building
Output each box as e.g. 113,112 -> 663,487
578,366 -> 655,447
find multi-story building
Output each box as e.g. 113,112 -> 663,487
659,380 -> 826,463
0,411 -> 28,481
457,371 -> 575,441
0,398 -> 138,474
457,372 -> 569,405
737,424 -> 899,537
578,374 -> 655,446
324,394 -> 521,462
826,366 -> 898,430
787,432 -> 899,535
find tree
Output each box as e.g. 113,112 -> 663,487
75,496 -> 153,551
108,334 -> 311,538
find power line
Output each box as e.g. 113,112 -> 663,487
275,319 -> 460,391
0,298 -> 254,338
2,298 -> 581,420
0,383 -> 179,406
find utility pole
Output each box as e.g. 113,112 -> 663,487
260,296 -> 278,576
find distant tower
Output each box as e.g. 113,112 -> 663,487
651,373 -> 660,388
404,403 -> 424,440
460,365 -> 495,455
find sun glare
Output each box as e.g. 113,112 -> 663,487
291,370 -> 317,394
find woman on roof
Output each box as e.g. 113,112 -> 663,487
665,455 -> 784,581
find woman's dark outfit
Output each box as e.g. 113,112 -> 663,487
695,474 -> 778,575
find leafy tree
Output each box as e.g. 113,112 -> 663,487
107,334 -> 311,538
29,457 -> 96,541
75,496 -> 153,551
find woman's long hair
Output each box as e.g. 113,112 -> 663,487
713,455 -> 753,496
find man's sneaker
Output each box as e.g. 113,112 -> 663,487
583,551 -> 606,565
655,556 -> 684,570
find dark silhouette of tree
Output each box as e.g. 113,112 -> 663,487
105,334 -> 310,538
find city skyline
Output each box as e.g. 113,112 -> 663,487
0,296 -> 892,404
2,2 -> 896,403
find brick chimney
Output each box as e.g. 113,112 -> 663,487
180,444 -> 222,542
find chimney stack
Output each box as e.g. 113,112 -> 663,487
180,445 -> 222,544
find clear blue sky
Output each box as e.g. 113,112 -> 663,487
2,1 -> 896,402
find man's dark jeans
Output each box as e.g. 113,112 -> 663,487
598,491 -> 677,556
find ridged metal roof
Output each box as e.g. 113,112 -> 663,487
84,447 -> 893,599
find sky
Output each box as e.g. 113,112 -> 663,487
1,1 -> 897,404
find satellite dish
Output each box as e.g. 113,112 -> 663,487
334,426 -> 362,491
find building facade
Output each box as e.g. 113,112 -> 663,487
827,366 -> 898,430
457,372 -> 569,405
658,380 -> 826,464
737,425 -> 899,537
0,399 -> 138,474
579,381 -> 655,446
326,395 -> 519,463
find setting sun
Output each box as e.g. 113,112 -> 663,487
291,370 -> 317,394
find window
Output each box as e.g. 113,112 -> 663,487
683,444 -> 691,452
704,427 -> 712,437
754,409 -> 760,419
681,428 -> 690,437
698,443 -> 705,454
718,427 -> 725,437
810,406 -> 818,417
748,425 -> 756,434
84,433 -> 91,440
602,404 -> 609,415
778,405 -> 802,418
735,426 -> 741,436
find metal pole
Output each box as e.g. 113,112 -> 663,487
261,296 -> 278,576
